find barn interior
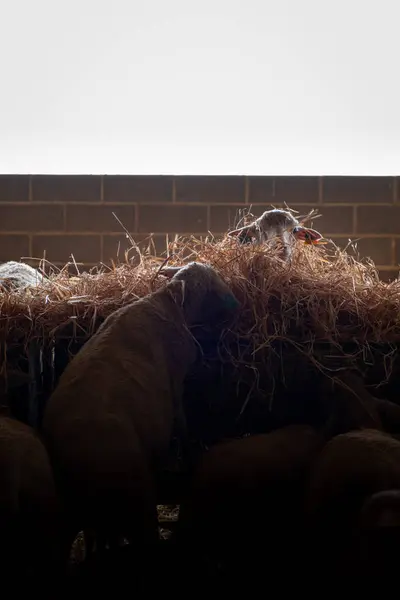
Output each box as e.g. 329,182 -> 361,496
1,182 -> 400,594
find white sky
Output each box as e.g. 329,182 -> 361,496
1,0 -> 399,175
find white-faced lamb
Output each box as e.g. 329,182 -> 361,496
41,261 -> 239,572
228,208 -> 325,260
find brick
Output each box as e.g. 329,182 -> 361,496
31,175 -> 101,203
323,176 -> 393,204
357,206 -> 400,234
0,175 -> 30,202
138,205 -> 207,233
209,205 -> 249,232
32,235 -> 101,264
356,237 -> 393,265
175,176 -> 245,203
309,205 -> 353,235
66,205 -> 135,233
103,175 -> 173,203
379,269 -> 399,283
247,177 -> 273,204
103,233 -> 173,263
0,204 -> 64,232
0,235 -> 30,261
330,236 -> 392,266
249,176 -> 319,204
328,236 -> 353,248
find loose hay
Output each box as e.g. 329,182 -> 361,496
1,233 -> 400,346
1,228 -> 400,421
1,234 -> 399,342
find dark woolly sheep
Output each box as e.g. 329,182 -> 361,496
0,416 -> 63,585
355,489 -> 400,584
360,489 -> 400,530
319,369 -> 400,438
175,424 -> 324,593
41,262 -> 239,573
304,428 -> 400,582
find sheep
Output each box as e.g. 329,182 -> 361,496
0,416 -> 64,586
359,488 -> 400,530
354,489 -> 400,584
0,260 -> 47,290
319,368 -> 400,438
227,208 -> 325,260
304,428 -> 400,581
41,261 -> 240,574
175,425 -> 324,593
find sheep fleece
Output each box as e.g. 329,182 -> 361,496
42,287 -> 198,541
0,416 -> 60,574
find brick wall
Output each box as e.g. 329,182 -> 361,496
0,175 -> 399,281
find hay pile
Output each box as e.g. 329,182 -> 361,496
1,232 -> 400,395
2,230 -> 400,440
1,232 -> 399,344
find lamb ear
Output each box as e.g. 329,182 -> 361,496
305,227 -> 324,239
293,226 -> 325,242
159,266 -> 183,279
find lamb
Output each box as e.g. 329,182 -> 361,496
228,208 -> 325,260
0,416 -> 63,586
175,425 -> 324,593
0,260 -> 47,290
304,428 -> 400,581
41,261 -> 240,571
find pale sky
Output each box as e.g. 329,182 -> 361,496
1,0 -> 399,175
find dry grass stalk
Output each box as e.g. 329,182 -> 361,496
1,219 -> 400,389
1,232 -> 400,342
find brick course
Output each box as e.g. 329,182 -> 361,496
31,175 -> 101,203
0,204 -> 64,232
175,176 -> 245,204
0,235 -> 30,261
65,205 -> 136,233
0,175 -> 30,202
249,176 -> 319,204
0,175 -> 398,281
322,176 -> 394,204
103,175 -> 173,203
138,204 -> 207,233
32,235 -> 101,264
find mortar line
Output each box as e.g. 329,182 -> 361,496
28,175 -> 33,202
244,176 -> 250,204
100,175 -> 104,203
353,205 -> 357,234
172,177 -> 177,203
